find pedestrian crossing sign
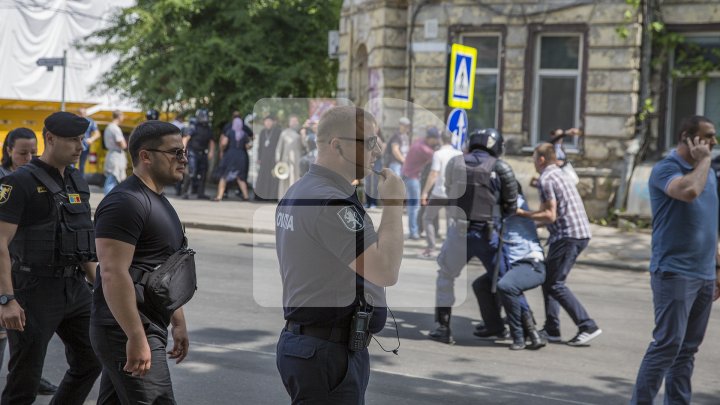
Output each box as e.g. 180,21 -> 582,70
447,43 -> 477,109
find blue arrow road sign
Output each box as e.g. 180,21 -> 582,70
447,108 -> 468,151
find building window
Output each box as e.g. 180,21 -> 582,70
461,34 -> 501,131
666,35 -> 720,150
531,34 -> 582,147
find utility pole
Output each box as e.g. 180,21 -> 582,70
36,50 -> 68,111
61,49 -> 67,111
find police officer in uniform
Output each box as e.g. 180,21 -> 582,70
428,128 -> 518,344
181,108 -> 215,199
275,106 -> 405,404
146,108 -> 160,121
0,112 -> 101,404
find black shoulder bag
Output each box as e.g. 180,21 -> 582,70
131,237 -> 197,317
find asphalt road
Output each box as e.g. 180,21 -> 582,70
5,228 -> 720,404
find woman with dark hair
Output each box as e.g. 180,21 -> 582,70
213,112 -> 253,201
0,127 -> 37,177
0,127 -> 57,395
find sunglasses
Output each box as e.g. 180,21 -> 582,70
146,148 -> 188,160
332,136 -> 379,151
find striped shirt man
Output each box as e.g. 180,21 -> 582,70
537,164 -> 591,244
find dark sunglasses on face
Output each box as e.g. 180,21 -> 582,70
331,136 -> 378,151
145,148 -> 188,160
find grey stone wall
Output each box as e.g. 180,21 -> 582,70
337,0 -> 720,219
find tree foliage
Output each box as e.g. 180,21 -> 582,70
80,0 -> 341,126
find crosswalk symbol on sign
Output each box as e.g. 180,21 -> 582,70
454,58 -> 470,97
447,43 -> 477,109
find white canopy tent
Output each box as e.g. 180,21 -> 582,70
0,0 -> 136,110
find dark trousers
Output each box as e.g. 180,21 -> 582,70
276,329 -> 370,405
631,271 -> 715,405
181,150 -> 208,197
1,272 -> 101,405
497,260 -> 546,340
91,322 -> 175,405
542,237 -> 596,333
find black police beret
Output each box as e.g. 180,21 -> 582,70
44,111 -> 90,138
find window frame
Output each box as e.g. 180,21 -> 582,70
447,24 -> 507,133
663,31 -> 720,151
459,32 -> 502,129
522,24 -> 589,154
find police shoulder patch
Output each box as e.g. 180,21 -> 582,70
0,184 -> 11,205
337,205 -> 365,232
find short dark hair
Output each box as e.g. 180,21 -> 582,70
677,115 -> 714,142
2,127 -> 36,169
129,120 -> 181,166
316,106 -> 376,143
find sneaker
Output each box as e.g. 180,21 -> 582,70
539,329 -> 562,343
428,325 -> 455,345
473,327 -> 510,340
567,327 -> 602,346
37,377 -> 58,395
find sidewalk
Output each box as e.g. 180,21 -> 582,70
89,186 -> 652,272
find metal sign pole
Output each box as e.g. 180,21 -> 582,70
61,49 -> 67,112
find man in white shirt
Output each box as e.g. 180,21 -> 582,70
103,110 -> 127,194
419,130 -> 462,258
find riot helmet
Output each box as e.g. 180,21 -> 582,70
468,128 -> 504,157
195,108 -> 210,124
145,109 -> 159,121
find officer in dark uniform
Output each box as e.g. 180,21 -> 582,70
428,128 -> 518,344
146,108 -> 160,121
0,112 -> 101,404
181,108 -> 215,199
275,106 -> 405,404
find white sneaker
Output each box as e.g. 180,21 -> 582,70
567,328 -> 602,346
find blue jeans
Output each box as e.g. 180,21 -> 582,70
498,259 -> 546,340
277,329 -> 369,404
388,162 -> 402,177
542,238 -> 597,333
631,271 -> 715,405
103,174 -> 119,195
79,149 -> 89,175
404,177 -> 420,237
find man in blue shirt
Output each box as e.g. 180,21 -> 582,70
78,108 -> 100,175
632,115 -> 720,404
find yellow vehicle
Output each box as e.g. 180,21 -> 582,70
0,99 -> 143,186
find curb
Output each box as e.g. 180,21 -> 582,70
180,220 -> 651,272
576,259 -> 648,272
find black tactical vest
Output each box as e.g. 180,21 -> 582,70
449,154 -> 499,223
188,124 -> 213,152
9,164 -> 96,269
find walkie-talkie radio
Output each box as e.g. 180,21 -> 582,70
348,305 -> 372,352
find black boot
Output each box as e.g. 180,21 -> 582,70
429,307 -> 455,344
522,310 -> 546,350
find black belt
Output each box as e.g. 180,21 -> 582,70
285,320 -> 350,344
13,264 -> 82,278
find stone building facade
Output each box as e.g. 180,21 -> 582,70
336,0 -> 720,219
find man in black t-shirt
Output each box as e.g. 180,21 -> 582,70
0,112 -> 101,405
275,106 -> 405,403
92,121 -> 190,404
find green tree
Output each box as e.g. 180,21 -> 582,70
80,0 -> 341,126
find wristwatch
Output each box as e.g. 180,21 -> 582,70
0,294 -> 15,305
